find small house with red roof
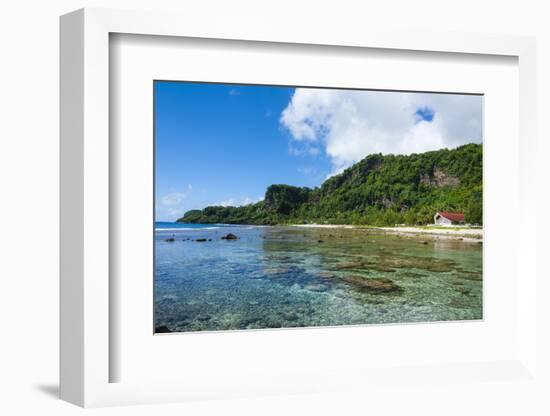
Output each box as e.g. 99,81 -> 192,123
434,211 -> 465,226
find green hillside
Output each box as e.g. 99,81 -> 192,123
177,143 -> 483,226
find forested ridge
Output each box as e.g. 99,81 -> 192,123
178,143 -> 482,226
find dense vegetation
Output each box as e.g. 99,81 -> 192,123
178,143 -> 483,226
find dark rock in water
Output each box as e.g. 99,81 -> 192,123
419,240 -> 428,245
208,238 -> 212,241
318,239 -> 324,243
221,233 -> 238,240
195,238 -> 207,242
342,275 -> 402,293
155,325 -> 172,333
164,237 -> 175,243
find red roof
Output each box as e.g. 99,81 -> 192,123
438,211 -> 465,222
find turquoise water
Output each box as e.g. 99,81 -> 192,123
155,222 -> 237,230
154,223 -> 482,332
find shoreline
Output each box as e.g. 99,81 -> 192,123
290,223 -> 483,242
164,222 -> 483,242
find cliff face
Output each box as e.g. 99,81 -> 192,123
420,168 -> 461,188
177,143 -> 482,226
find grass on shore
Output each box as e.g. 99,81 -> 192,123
290,223 -> 481,231
407,225 -> 482,231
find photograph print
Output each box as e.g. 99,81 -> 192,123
154,81 -> 483,333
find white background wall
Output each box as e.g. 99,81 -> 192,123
0,1 -> 548,415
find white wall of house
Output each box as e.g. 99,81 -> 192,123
434,213 -> 453,226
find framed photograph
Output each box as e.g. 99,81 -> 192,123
152,81 -> 484,334
60,8 -> 538,407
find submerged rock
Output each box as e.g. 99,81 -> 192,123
370,264 -> 396,273
283,313 -> 300,322
333,259 -> 396,273
155,325 -> 172,333
370,254 -> 456,273
221,233 -> 239,240
400,271 -> 425,278
324,253 -> 457,274
342,275 -> 402,293
271,255 -> 292,262
333,260 -> 367,270
240,318 -> 260,328
304,283 -> 328,292
195,238 -> 207,242
455,270 -> 482,281
164,237 -> 175,243
264,267 -> 291,276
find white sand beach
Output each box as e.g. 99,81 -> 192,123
291,223 -> 483,241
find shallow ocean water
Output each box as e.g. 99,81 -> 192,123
154,223 -> 482,332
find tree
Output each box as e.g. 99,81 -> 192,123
177,144 -> 483,226
465,188 -> 483,225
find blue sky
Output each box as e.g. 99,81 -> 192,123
155,82 -> 332,220
155,81 -> 482,221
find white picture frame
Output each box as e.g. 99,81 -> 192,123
60,7 -> 538,407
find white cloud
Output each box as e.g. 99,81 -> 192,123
213,196 -> 263,207
288,142 -> 321,157
280,89 -> 482,176
156,184 -> 193,220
